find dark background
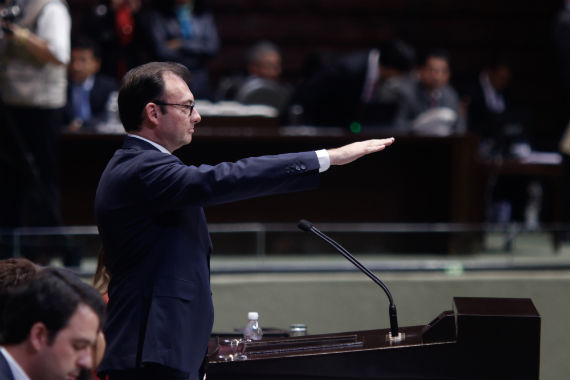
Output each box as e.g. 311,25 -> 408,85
68,0 -> 569,151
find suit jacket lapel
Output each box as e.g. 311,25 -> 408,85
0,351 -> 15,380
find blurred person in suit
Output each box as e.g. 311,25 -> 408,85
461,54 -> 539,226
460,54 -> 531,158
392,49 -> 464,134
138,0 -> 220,99
64,36 -> 118,132
94,61 -> 395,379
290,39 -> 416,128
216,40 -> 293,116
0,267 -> 105,380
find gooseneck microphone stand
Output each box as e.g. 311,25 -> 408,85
298,219 -> 400,339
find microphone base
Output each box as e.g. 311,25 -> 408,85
386,332 -> 405,343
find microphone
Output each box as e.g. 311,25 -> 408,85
298,219 -> 401,340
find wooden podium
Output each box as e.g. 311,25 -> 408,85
206,297 -> 540,380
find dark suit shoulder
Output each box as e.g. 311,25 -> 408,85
338,51 -> 370,72
107,138 -> 181,179
120,136 -> 170,154
93,74 -> 118,92
90,75 -> 118,117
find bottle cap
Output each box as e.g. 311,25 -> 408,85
248,311 -> 259,320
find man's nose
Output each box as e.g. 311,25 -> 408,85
192,109 -> 201,124
77,350 -> 94,369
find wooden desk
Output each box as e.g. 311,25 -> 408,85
478,156 -> 566,251
479,157 -> 565,223
207,297 -> 541,380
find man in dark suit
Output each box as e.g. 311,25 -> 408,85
290,40 -> 415,127
94,61 -> 395,380
460,55 -> 527,156
392,49 -> 463,133
460,56 -> 532,224
64,36 -> 117,131
0,267 -> 105,380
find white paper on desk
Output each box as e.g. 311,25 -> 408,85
519,151 -> 563,165
411,107 -> 457,136
194,100 -> 278,117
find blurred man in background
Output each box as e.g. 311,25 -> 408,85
393,49 -> 463,134
138,0 -> 220,99
216,40 -> 293,115
64,36 -> 118,131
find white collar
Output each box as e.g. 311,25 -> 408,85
127,134 -> 171,154
1,346 -> 31,380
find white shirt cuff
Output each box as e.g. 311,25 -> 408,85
315,149 -> 330,173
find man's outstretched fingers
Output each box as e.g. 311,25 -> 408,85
328,138 -> 395,166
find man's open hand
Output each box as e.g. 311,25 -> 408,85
328,138 -> 395,166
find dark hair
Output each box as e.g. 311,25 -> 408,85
1,267 -> 105,345
152,0 -> 212,16
118,61 -> 192,132
0,258 -> 41,318
71,35 -> 102,60
483,52 -> 511,71
246,41 -> 280,66
419,48 -> 451,67
0,258 -> 40,291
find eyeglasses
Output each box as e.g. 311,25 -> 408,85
154,101 -> 195,116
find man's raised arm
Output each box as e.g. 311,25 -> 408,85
328,138 -> 395,166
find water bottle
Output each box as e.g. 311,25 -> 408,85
243,312 -> 263,341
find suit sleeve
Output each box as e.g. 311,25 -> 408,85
137,151 -> 320,211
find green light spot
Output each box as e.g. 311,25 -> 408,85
445,262 -> 464,276
349,122 -> 362,133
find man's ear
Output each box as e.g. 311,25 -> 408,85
29,322 -> 50,351
144,102 -> 161,126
